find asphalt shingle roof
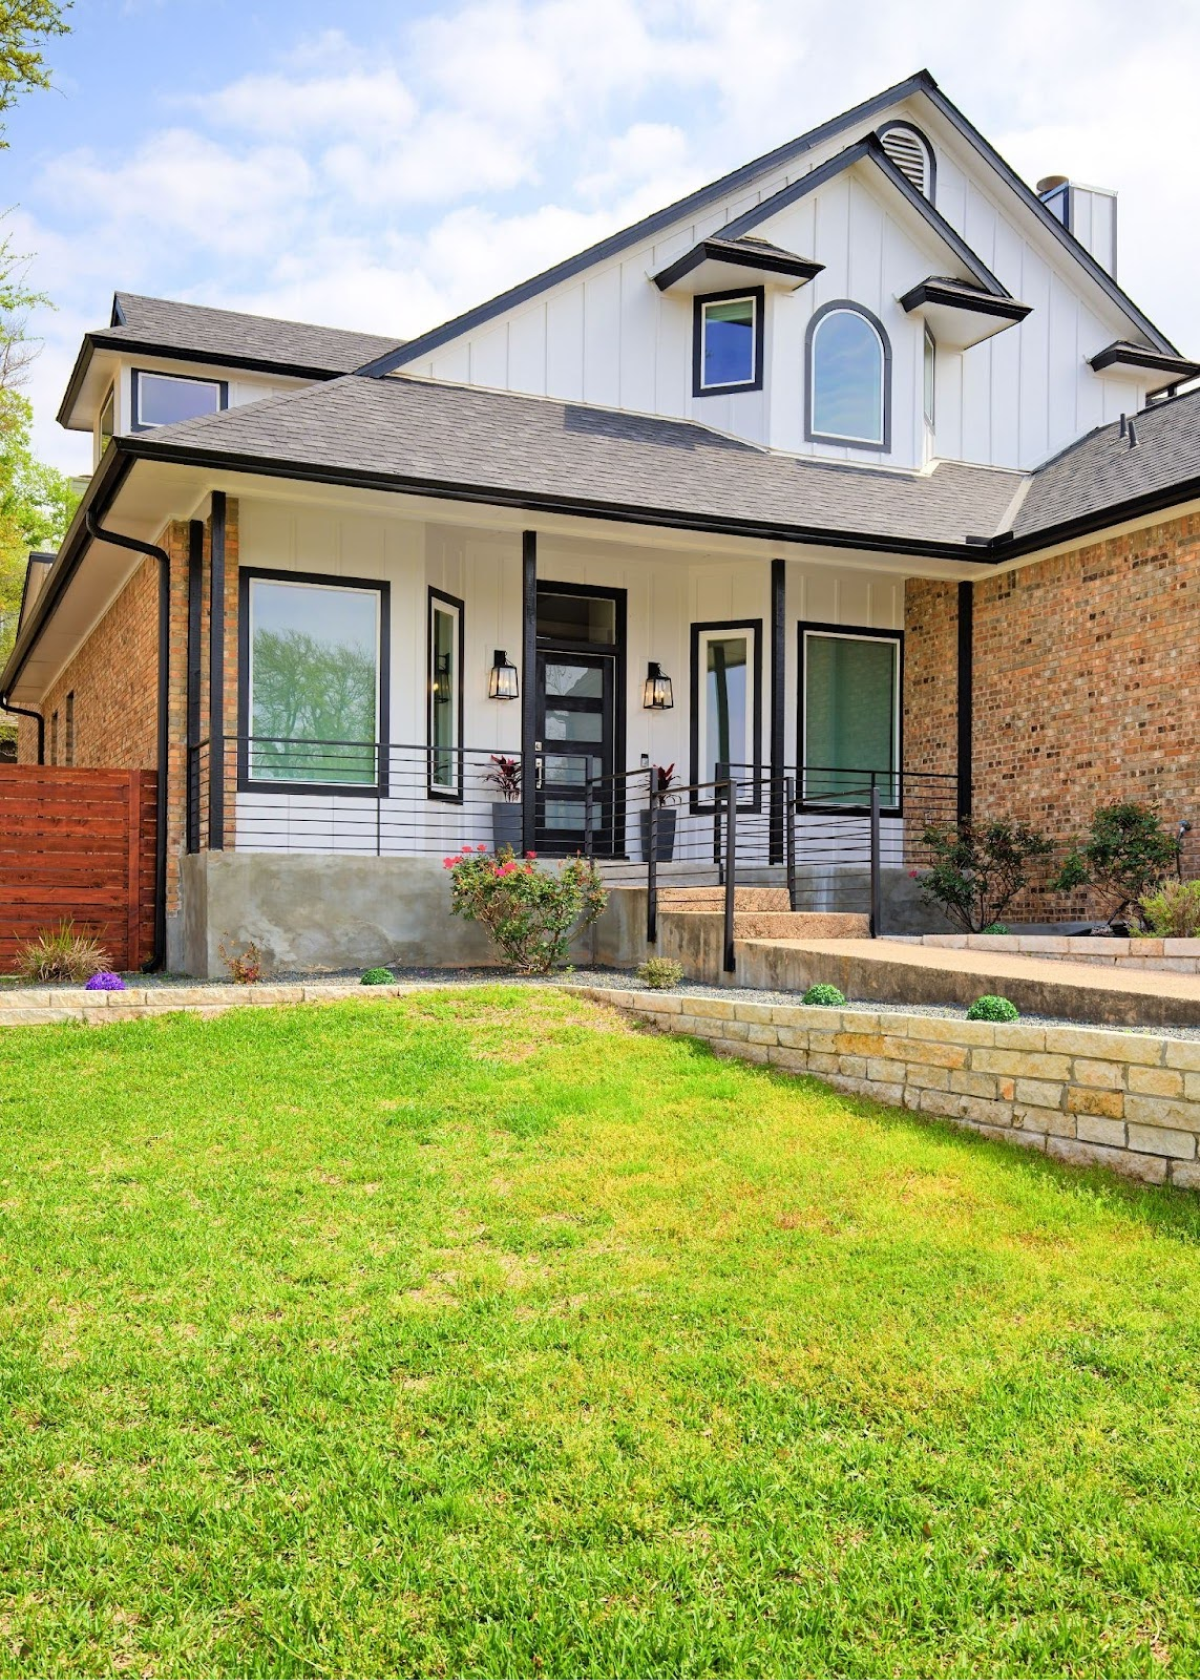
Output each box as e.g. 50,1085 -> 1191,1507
100,293 -> 405,376
133,373 -> 1027,551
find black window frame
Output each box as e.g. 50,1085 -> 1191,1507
131,367 -> 229,433
237,566 -> 391,798
804,299 -> 892,453
427,585 -> 465,803
797,620 -> 904,815
692,286 -> 765,398
689,618 -> 763,813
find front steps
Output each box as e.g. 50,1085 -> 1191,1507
656,888 -> 870,983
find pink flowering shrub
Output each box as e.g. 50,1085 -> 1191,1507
443,844 -> 607,973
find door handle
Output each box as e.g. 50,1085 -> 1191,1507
535,756 -> 544,789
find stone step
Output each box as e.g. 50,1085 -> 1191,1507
661,886 -> 792,913
731,912 -> 871,940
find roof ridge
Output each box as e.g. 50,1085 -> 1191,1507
111,290 -> 402,345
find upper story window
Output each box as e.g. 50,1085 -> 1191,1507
693,288 -> 764,396
806,302 -> 891,451
132,369 -> 228,431
923,325 -> 936,429
877,122 -> 936,200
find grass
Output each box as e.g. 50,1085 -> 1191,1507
2,988 -> 1200,1676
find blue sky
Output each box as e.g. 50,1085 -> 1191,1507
8,0 -> 1200,472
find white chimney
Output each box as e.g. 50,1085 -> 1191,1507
1037,175 -> 1118,277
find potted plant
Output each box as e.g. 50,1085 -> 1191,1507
640,763 -> 679,863
486,754 -> 523,853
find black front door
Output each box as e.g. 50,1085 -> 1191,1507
535,650 -> 616,853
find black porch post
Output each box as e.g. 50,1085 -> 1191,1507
185,519 -> 204,853
208,491 -> 226,851
521,530 -> 537,856
956,579 -> 973,822
769,558 -> 786,863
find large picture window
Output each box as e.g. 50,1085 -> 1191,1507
806,302 -> 890,449
800,626 -> 901,808
690,620 -> 762,808
240,570 -> 388,790
428,588 -> 463,800
132,369 -> 227,430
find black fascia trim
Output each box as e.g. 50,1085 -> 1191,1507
237,566 -> 392,799
919,81 -> 1179,355
797,620 -> 904,815
876,119 -> 938,202
427,585 -> 465,803
717,136 -> 1009,298
692,287 -> 765,397
689,618 -> 764,814
1088,342 -> 1200,379
899,278 -> 1032,322
131,367 -> 229,433
805,299 -> 893,453
655,238 -> 822,292
117,430 -> 1010,564
356,71 -> 939,377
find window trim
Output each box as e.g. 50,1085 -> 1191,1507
98,384 -> 115,456
689,618 -> 763,813
804,300 -> 892,452
131,367 -> 229,433
236,566 -> 391,798
876,120 -> 937,202
427,586 -> 465,803
797,621 -> 904,814
692,287 -> 765,397
923,323 -> 936,430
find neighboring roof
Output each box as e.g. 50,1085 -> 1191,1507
1088,340 -> 1200,386
116,372 -> 1026,555
15,552 -> 54,636
1010,387 -> 1200,541
358,69 -> 1180,378
56,293 -> 406,427
653,234 -> 823,292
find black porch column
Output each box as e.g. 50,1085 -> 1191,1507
956,579 -> 973,822
208,491 -> 227,850
185,519 -> 205,853
520,530 -> 538,856
769,557 -> 786,862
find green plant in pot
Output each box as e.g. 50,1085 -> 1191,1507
640,763 -> 679,863
485,754 -> 522,853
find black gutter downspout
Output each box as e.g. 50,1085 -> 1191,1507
85,511 -> 170,971
0,699 -> 44,763
520,530 -> 538,859
956,580 -> 974,822
769,558 -> 786,864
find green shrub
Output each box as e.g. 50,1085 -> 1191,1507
1052,801 -> 1179,926
966,994 -> 1019,1023
445,846 -> 607,975
361,967 -> 394,986
637,956 -> 684,991
15,920 -> 111,984
981,922 -> 1010,936
1139,878 -> 1200,939
803,983 -> 846,1007
915,817 -> 1055,933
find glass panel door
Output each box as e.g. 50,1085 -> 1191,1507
535,652 -> 615,853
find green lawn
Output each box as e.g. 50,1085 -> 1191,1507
2,989 -> 1199,1677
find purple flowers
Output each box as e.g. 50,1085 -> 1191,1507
85,971 -> 126,991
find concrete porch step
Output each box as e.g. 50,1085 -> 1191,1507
661,886 -> 792,913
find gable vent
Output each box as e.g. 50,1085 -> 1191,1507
878,123 -> 933,198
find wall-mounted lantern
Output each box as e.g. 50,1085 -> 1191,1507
642,661 -> 674,710
488,649 -> 519,700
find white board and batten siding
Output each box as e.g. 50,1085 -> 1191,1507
401,97 -> 1156,475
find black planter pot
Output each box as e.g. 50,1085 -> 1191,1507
492,803 -> 523,854
640,807 -> 677,863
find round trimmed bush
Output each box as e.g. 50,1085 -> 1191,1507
966,994 -> 1019,1023
84,970 -> 126,992
360,967 -> 394,986
803,983 -> 846,1007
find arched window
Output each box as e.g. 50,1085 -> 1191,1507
877,122 -> 936,200
806,302 -> 891,450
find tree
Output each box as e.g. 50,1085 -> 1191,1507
0,2 -> 70,145
0,387 -> 78,660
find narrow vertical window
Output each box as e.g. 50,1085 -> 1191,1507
50,709 -> 59,765
693,290 -> 763,394
923,325 -> 936,429
806,302 -> 890,449
427,588 -> 463,800
801,627 -> 901,809
65,692 -> 75,766
98,386 -> 115,455
690,621 -> 762,807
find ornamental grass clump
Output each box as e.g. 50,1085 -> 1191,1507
803,983 -> 846,1007
1139,877 -> 1200,939
445,845 -> 607,975
16,921 -> 111,984
966,994 -> 1020,1023
360,967 -> 394,986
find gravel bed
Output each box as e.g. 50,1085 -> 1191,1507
4,964 -> 1197,1040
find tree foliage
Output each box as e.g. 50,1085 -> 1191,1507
0,1 -> 70,144
0,387 -> 77,659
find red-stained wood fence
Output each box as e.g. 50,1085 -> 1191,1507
0,767 -> 157,973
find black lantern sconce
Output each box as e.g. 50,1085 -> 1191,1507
642,661 -> 674,710
432,650 -> 452,705
488,649 -> 519,700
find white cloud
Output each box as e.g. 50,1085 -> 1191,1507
200,67 -> 418,141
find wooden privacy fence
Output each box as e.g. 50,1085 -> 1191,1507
0,767 -> 157,973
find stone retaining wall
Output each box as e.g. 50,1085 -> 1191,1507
909,934 -> 1200,973
572,987 -> 1200,1189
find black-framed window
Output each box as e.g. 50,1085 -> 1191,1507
799,623 -> 902,810
692,287 -> 764,396
805,301 -> 891,451
65,691 -> 75,766
132,368 -> 228,431
427,587 -> 464,801
689,620 -> 763,810
923,324 -> 936,429
238,568 -> 390,794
